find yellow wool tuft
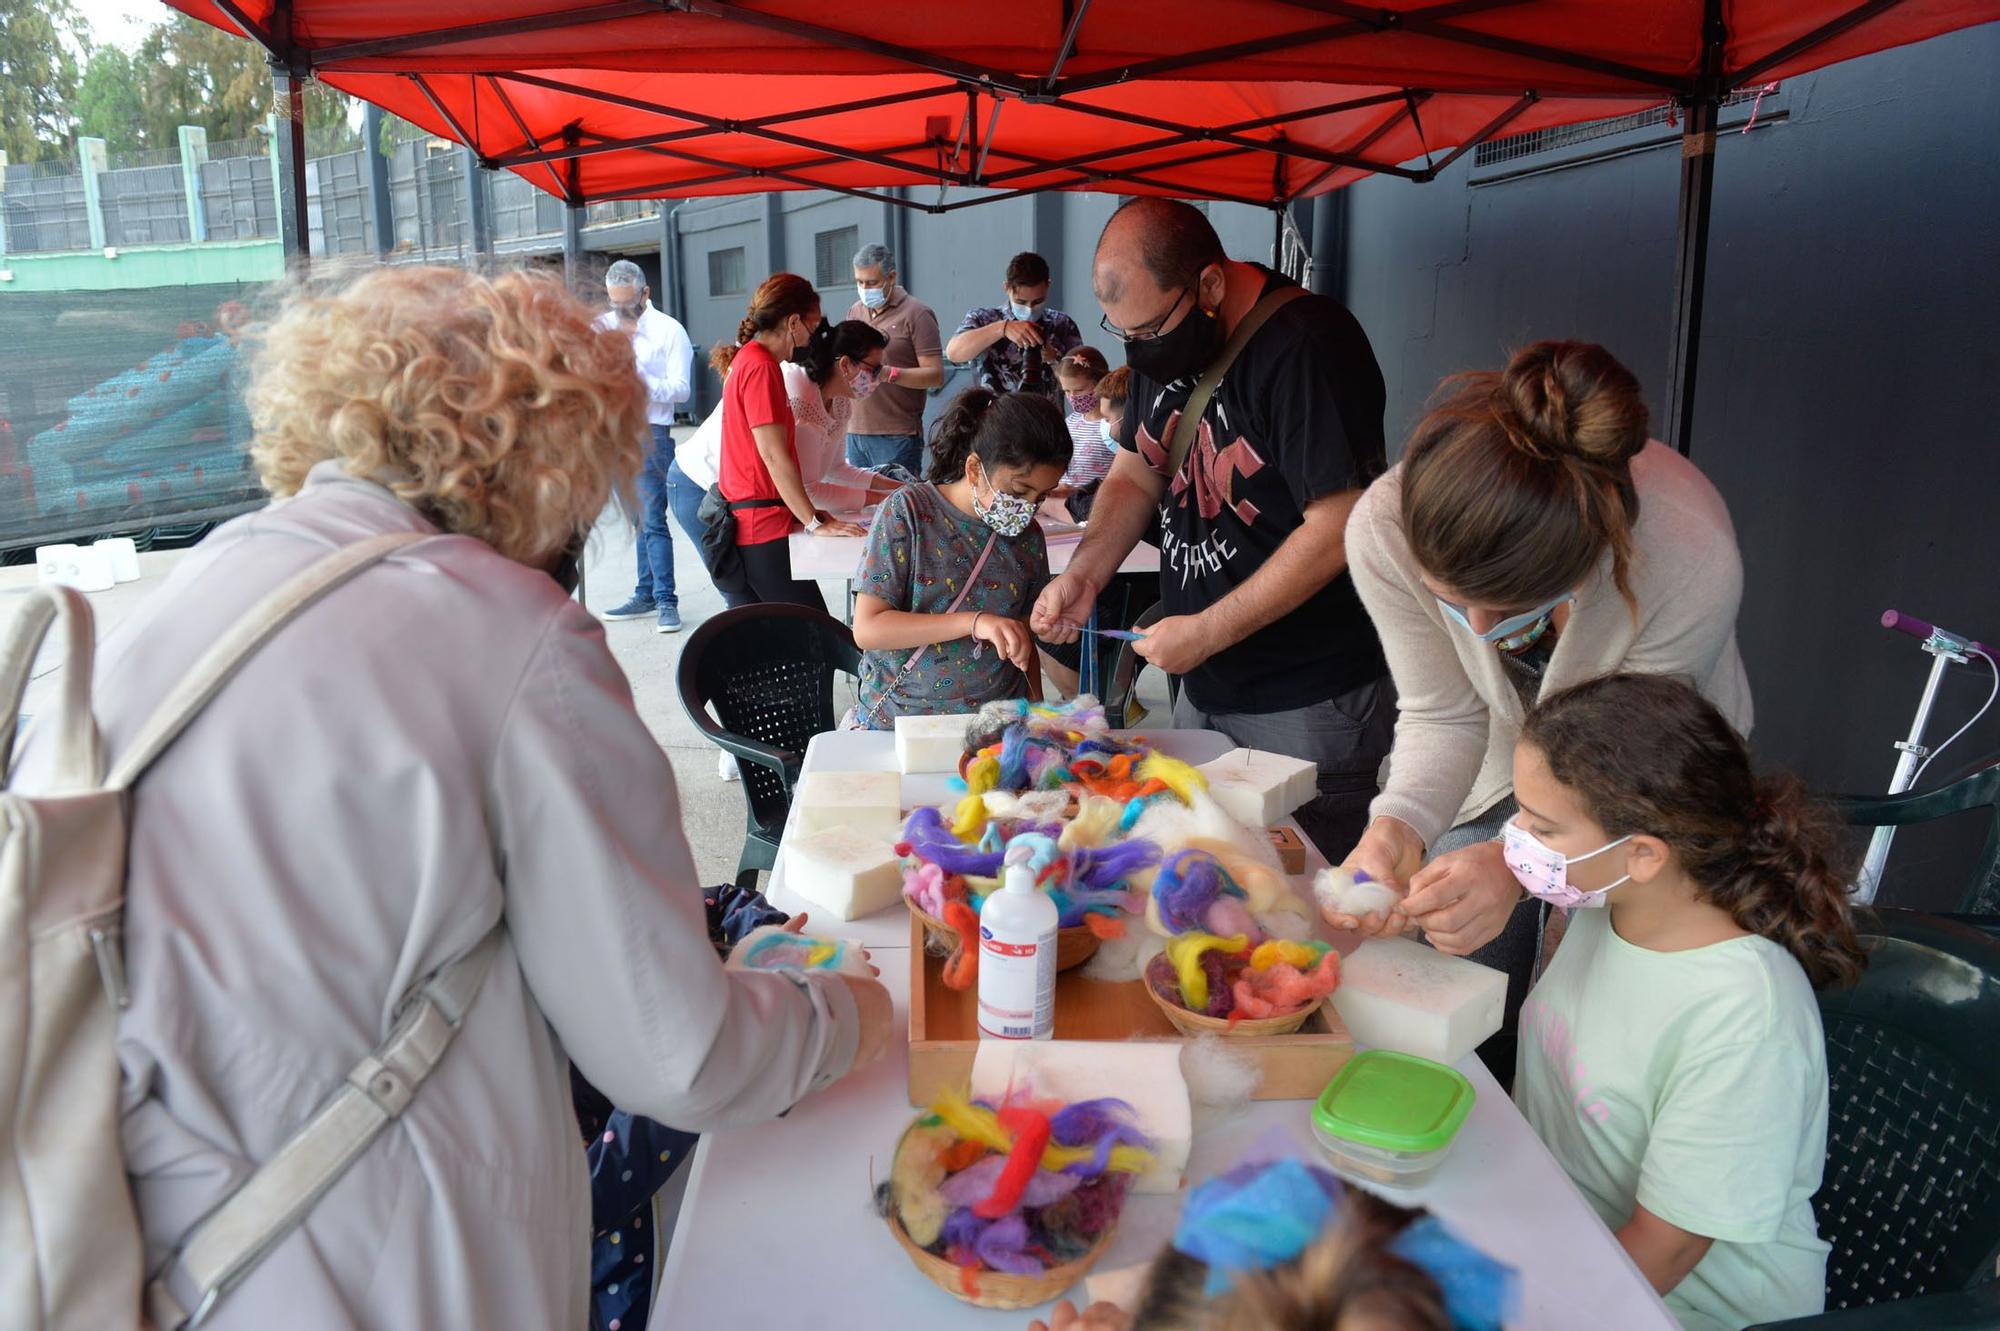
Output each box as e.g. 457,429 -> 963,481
1059,795 -> 1125,852
1137,752 -> 1208,805
1166,932 -> 1250,1010
1250,939 -> 1328,972
929,1088 -> 1011,1153
953,756 -> 1001,840
892,1122 -> 957,1247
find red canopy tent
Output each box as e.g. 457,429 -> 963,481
169,0 -> 2000,447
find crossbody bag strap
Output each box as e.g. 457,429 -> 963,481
1164,284 -> 1309,481
146,926 -> 506,1329
867,532 -> 999,726
108,531 -> 427,792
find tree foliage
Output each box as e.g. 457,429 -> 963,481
0,0 -> 89,163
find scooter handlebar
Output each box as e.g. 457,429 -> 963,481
1882,609 -> 1993,658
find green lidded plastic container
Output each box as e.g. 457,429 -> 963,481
1310,1049 -> 1476,1188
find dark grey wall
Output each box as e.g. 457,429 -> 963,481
1341,25 -> 2000,908
662,188 -> 1280,420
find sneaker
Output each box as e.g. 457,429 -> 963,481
602,595 -> 656,621
718,750 -> 741,782
655,605 -> 683,634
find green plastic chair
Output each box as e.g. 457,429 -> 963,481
676,603 -> 860,889
1832,761 -> 2000,915
1747,910 -> 2000,1330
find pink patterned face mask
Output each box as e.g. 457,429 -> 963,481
1502,820 -> 1632,909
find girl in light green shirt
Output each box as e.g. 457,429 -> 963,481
1506,674 -> 1866,1331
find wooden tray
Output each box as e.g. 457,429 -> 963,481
906,915 -> 1352,1105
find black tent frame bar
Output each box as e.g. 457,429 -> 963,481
222,0 -> 1917,460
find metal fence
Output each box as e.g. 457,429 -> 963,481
197,152 -> 278,241
3,161 -> 92,254
102,163 -> 192,246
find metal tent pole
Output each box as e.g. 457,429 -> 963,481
1664,0 -> 1727,458
271,64 -> 310,265
363,102 -> 394,256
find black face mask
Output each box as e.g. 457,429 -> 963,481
1123,302 -> 1221,385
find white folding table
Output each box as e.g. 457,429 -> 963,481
653,730 -> 1681,1330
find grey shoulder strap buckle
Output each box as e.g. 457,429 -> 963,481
1164,284 -> 1309,482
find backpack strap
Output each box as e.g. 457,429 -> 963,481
107,531 -> 427,791
146,926 -> 505,1330
0,586 -> 102,792
1164,284 -> 1309,482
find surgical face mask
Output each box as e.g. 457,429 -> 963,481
857,282 -> 889,310
1124,294 -> 1220,385
1437,591 -> 1573,651
1502,820 -> 1632,909
1099,419 -> 1118,447
850,365 -> 878,400
973,470 -> 1038,538
1008,293 -> 1046,322
1066,389 -> 1097,415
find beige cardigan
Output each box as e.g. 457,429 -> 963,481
1346,441 -> 1753,846
18,464 -> 859,1328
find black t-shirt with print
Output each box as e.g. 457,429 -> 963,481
1119,267 -> 1389,713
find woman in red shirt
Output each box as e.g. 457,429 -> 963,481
718,273 -> 866,609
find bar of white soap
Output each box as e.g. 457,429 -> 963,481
782,827 -> 905,921
894,712 -> 974,774
793,769 -> 902,840
971,1040 -> 1190,1195
1197,748 -> 1321,828
1331,937 -> 1507,1066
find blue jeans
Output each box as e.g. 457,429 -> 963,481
663,457 -> 704,551
634,425 -> 678,608
846,432 -> 924,477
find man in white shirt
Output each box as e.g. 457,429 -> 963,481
597,259 -> 696,632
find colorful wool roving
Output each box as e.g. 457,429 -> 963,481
1145,932 -> 1342,1025
880,1089 -> 1154,1296
896,696 -> 1237,990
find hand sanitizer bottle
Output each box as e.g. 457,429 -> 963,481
977,855 -> 1058,1040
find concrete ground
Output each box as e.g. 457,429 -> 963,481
4,494 -> 1170,893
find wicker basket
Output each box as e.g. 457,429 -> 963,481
907,900 -> 1101,972
888,1212 -> 1114,1310
1143,972 -> 1324,1037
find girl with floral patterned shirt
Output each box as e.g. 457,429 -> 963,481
850,389 -> 1072,728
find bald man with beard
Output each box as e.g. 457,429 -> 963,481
1032,197 -> 1394,856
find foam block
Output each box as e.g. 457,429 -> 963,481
1197,748 -> 1321,828
793,770 -> 903,840
781,826 -> 904,920
725,923 -> 873,976
895,712 -> 974,774
1083,1262 -> 1155,1313
1330,937 -> 1508,1066
970,1040 -> 1191,1195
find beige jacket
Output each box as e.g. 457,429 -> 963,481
19,463 -> 858,1328
1346,441 -> 1753,846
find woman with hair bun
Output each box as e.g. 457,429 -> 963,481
1331,341 -> 1751,1074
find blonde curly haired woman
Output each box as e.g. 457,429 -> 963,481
19,266 -> 891,1328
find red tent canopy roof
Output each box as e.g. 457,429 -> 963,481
170,0 -> 1999,207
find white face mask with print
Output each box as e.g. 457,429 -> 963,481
1502,820 -> 1632,909
973,470 -> 1038,538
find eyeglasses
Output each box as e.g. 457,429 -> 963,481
1100,284 -> 1191,343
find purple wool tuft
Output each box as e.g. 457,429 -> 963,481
1153,849 -> 1245,934
1072,838 -> 1162,890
